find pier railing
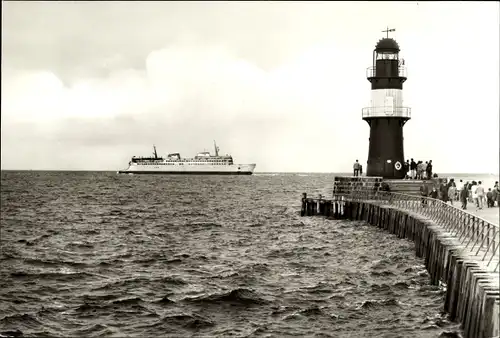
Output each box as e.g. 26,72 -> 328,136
333,190 -> 499,272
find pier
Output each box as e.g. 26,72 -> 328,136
301,177 -> 499,338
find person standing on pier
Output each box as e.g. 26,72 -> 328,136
448,182 -> 457,206
476,181 -> 485,210
353,160 -> 361,176
487,188 -> 494,208
404,160 -> 410,179
417,161 -> 424,179
466,182 -> 473,202
492,185 -> 499,207
420,181 -> 429,206
470,181 -> 478,207
410,159 -> 417,179
460,182 -> 469,210
494,182 -> 499,207
430,187 -> 439,206
426,160 -> 433,179
439,180 -> 448,202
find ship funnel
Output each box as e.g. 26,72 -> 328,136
213,140 -> 219,157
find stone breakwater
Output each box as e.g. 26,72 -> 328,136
301,198 -> 500,338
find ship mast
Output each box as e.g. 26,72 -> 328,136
213,140 -> 219,157
153,145 -> 158,159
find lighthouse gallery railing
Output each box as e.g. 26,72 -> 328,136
332,189 -> 499,272
366,66 -> 407,78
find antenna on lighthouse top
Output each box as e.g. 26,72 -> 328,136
382,27 -> 396,38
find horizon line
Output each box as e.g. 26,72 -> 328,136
1,169 -> 498,176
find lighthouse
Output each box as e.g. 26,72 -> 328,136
362,28 -> 411,179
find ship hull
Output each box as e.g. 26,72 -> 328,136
118,163 -> 256,175
118,170 -> 253,175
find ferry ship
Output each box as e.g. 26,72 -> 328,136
118,141 -> 256,175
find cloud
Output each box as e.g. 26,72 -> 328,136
2,43 -> 365,171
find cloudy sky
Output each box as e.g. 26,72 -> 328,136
2,1 -> 499,173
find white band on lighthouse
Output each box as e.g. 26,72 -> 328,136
370,89 -> 403,109
364,88 -> 410,118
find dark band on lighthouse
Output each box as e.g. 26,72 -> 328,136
362,29 -> 411,179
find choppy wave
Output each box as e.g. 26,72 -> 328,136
0,171 -> 466,337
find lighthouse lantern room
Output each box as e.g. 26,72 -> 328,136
362,28 -> 411,179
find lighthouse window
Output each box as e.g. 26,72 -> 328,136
377,53 -> 397,60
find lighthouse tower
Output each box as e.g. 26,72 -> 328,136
362,28 -> 411,179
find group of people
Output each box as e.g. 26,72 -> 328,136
404,159 -> 434,179
420,179 -> 500,210
456,180 -> 500,210
351,158 -> 500,211
352,158 -> 434,178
